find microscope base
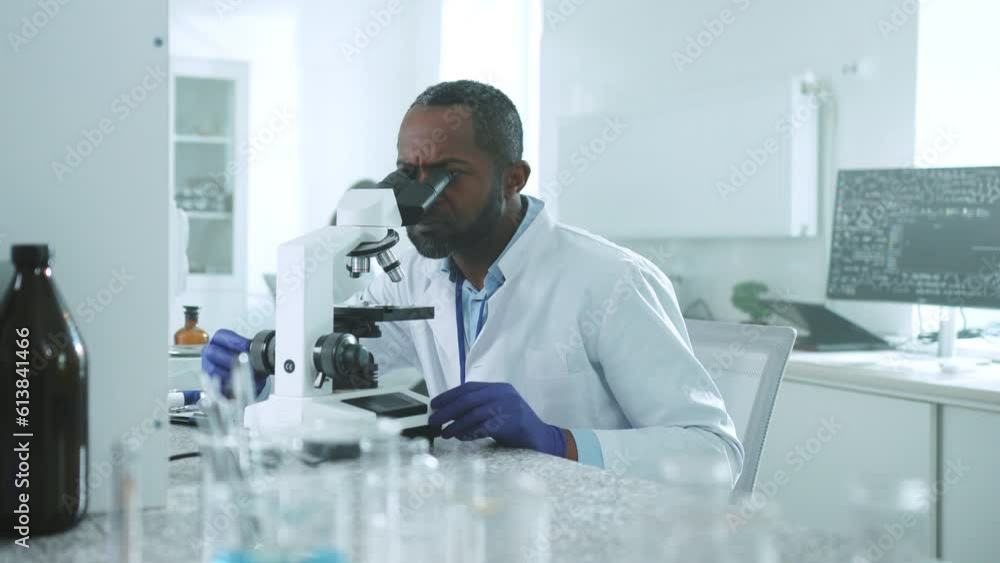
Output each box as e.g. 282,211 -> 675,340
243,386 -> 431,436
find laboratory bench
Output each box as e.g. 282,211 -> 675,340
12,425 -> 857,563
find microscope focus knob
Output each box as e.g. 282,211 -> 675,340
249,330 -> 276,376
312,333 -> 378,391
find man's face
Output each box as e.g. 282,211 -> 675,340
397,106 -> 505,258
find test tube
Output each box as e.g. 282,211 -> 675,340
443,457 -> 488,563
231,353 -> 256,429
360,419 -> 404,563
107,439 -> 141,563
400,442 -> 446,563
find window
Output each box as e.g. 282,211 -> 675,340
439,0 -> 543,195
915,0 -> 1000,339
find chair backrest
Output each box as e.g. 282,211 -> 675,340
685,319 -> 796,497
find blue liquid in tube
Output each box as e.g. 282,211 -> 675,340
213,549 -> 346,563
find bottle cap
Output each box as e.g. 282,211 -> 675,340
11,244 -> 51,267
183,306 -> 200,315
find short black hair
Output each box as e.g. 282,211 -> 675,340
409,80 -> 523,168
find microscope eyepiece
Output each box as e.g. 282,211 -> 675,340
377,167 -> 452,225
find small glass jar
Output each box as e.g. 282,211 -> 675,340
175,305 -> 210,345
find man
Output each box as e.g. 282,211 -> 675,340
204,80 -> 743,483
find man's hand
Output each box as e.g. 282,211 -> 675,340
201,329 -> 267,397
429,382 -> 568,457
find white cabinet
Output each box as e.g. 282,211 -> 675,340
170,57 -> 249,334
2,0 -> 170,511
758,381 -> 937,554
940,406 -> 1000,563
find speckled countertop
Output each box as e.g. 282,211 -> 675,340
6,426 -> 854,563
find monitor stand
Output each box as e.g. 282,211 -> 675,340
935,307 -> 980,374
937,307 -> 958,358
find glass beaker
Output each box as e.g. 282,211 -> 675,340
482,471 -> 551,563
849,477 -> 932,563
726,490 -> 781,563
660,450 -> 734,508
202,465 -> 352,563
657,452 -> 736,563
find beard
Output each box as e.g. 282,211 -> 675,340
407,179 -> 505,259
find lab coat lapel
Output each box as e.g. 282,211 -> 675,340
421,268 -> 462,388
468,206 -> 556,357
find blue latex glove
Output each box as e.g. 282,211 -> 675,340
201,329 -> 267,397
429,382 -> 567,457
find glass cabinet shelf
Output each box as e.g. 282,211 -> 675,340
174,134 -> 231,145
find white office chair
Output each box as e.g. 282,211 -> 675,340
685,319 -> 797,497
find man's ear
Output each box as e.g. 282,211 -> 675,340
504,160 -> 531,198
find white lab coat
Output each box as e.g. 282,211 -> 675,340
349,206 -> 744,483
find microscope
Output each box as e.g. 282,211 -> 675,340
243,168 -> 451,438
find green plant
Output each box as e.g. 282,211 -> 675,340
731,281 -> 772,324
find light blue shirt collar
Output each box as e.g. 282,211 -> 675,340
441,194 -> 544,295
444,194 -> 544,347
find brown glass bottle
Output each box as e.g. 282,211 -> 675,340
174,305 -> 209,345
1,244 -> 88,537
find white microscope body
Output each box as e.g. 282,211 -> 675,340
244,175 -> 447,437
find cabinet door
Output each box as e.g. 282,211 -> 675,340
169,58 -> 250,338
940,406 -> 1000,563
757,381 -> 936,554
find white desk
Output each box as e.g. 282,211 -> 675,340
787,351 -> 1000,411
757,350 -> 1000,563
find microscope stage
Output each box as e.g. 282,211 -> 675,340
342,391 -> 429,418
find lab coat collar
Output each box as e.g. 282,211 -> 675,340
494,197 -> 553,284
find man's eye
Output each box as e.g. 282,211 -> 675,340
449,170 -> 464,178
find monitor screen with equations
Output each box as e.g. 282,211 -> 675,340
827,167 -> 1000,309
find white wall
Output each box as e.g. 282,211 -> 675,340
540,0 -> 921,336
295,1 -> 442,231
1,1 -> 169,510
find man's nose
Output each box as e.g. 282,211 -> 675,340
416,167 -> 434,183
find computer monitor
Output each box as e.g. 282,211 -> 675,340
826,166 -> 1000,357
